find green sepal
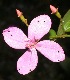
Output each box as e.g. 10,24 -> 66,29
55,11 -> 61,19
20,15 -> 28,26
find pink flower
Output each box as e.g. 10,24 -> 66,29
2,15 -> 65,75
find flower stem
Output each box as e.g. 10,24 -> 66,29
50,34 -> 70,39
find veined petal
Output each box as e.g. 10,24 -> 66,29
2,27 -> 28,49
17,48 -> 38,75
36,40 -> 65,62
28,15 -> 51,41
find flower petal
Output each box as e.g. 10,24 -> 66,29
17,48 -> 38,75
36,40 -> 65,62
28,15 -> 51,41
2,27 -> 28,49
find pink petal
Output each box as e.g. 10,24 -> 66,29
36,40 -> 65,62
2,27 -> 28,49
17,48 -> 38,75
28,15 -> 52,41
30,48 -> 38,71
